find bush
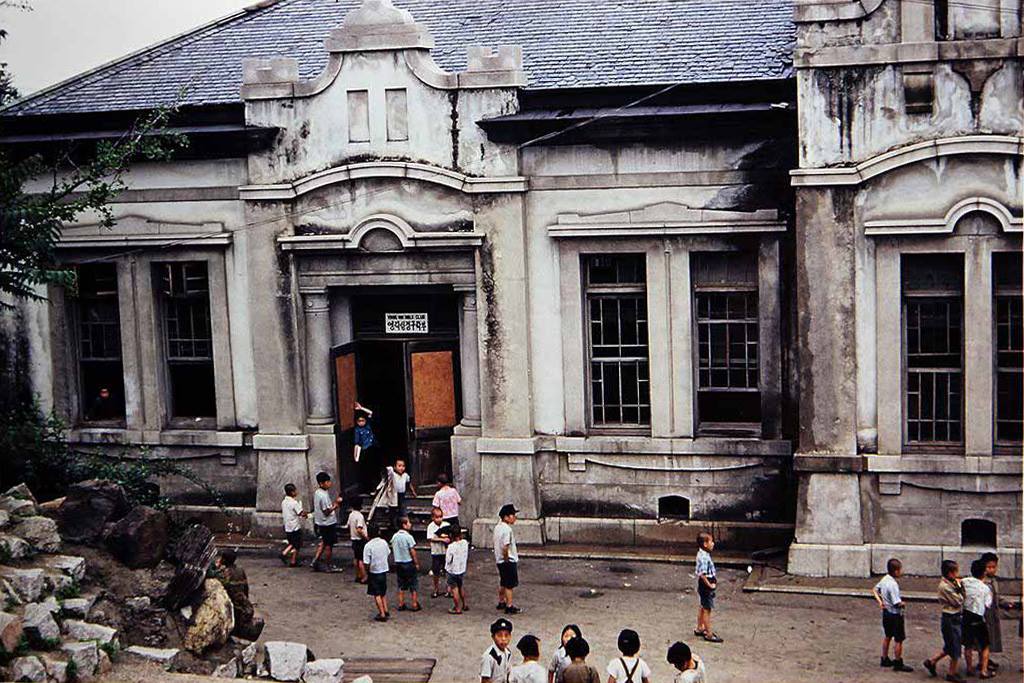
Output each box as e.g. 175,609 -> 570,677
0,399 -> 225,511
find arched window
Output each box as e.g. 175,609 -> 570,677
961,519 -> 997,547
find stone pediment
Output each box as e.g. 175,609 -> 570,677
279,213 -> 483,253
549,202 -> 784,238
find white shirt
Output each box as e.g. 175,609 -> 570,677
962,576 -> 992,616
548,647 -> 571,683
281,496 -> 303,533
493,521 -> 518,563
427,521 -> 451,555
313,488 -> 337,526
874,574 -> 903,614
606,657 -> 651,683
362,537 -> 390,574
510,661 -> 547,683
347,510 -> 366,541
445,538 -> 469,575
673,655 -> 706,683
481,645 -> 512,683
391,468 -> 411,494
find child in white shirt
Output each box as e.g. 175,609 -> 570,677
279,483 -> 307,567
606,629 -> 651,683
666,641 -> 706,683
444,527 -> 470,614
511,635 -> 547,683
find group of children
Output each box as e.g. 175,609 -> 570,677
872,552 -> 1006,681
481,619 -> 706,683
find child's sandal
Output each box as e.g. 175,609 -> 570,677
703,632 -> 723,643
448,608 -> 463,615
693,629 -> 705,637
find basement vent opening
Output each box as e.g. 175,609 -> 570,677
658,495 -> 690,521
961,519 -> 997,547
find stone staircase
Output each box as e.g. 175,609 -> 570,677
0,485 -> 116,683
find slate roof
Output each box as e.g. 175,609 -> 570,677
4,0 -> 795,117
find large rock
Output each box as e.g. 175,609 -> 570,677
0,497 -> 37,518
162,524 -> 215,609
40,556 -> 86,583
264,642 -> 314,682
61,642 -> 98,680
63,621 -> 118,646
183,579 -> 234,655
0,611 -> 24,653
56,480 -> 129,544
41,656 -> 68,683
0,534 -> 32,561
22,602 -> 61,646
60,597 -> 95,621
302,658 -> 344,683
123,646 -> 182,670
8,655 -> 46,682
103,506 -> 169,569
0,568 -> 45,602
37,498 -> 64,520
213,658 -> 239,678
12,517 -> 61,553
4,484 -> 37,504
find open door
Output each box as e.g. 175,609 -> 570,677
333,342 -> 359,496
406,341 -> 460,486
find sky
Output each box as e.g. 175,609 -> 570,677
1,0 -> 252,97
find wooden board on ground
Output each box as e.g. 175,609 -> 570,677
343,657 -> 435,683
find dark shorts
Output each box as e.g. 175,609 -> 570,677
497,561 -> 519,589
698,580 -> 716,610
285,530 -> 303,549
941,612 -> 963,658
882,611 -> 906,642
352,539 -> 367,561
963,612 -> 990,651
316,523 -> 338,547
431,554 -> 446,577
446,572 -> 464,589
396,561 -> 418,592
367,571 -> 388,597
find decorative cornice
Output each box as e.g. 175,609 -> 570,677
58,216 -> 231,249
793,0 -> 886,24
795,36 -> 1024,69
241,161 -> 527,201
548,202 -> 785,239
791,135 -> 1024,187
865,197 -> 1023,236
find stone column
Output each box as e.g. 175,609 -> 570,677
456,287 -> 482,429
303,291 -> 334,426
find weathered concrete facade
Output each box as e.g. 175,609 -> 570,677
1,0 -> 1019,575
789,0 -> 1023,577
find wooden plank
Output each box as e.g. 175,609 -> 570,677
410,351 -> 456,428
336,352 -> 357,430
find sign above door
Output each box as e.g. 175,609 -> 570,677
385,312 -> 429,335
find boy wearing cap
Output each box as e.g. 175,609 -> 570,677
482,618 -> 515,683
511,634 -> 546,683
494,504 -> 521,615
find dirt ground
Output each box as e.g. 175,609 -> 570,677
98,549 -> 1020,683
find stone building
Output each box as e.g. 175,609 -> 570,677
0,0 -> 1019,576
788,0 -> 1023,576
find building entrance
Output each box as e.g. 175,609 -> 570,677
332,290 -> 462,496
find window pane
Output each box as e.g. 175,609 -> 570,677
584,255 -> 649,427
75,264 -> 125,422
994,252 -> 1023,443
902,254 -> 963,445
158,263 -> 216,419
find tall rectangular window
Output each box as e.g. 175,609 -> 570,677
692,252 -> 760,433
584,254 -> 650,428
74,264 -> 125,422
902,254 -> 963,447
157,262 -> 216,420
994,252 -> 1023,446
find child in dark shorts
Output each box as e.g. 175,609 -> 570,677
426,506 -> 451,598
694,531 -> 722,643
924,560 -> 965,681
872,558 -> 913,671
391,516 -> 421,612
962,559 -> 994,679
362,524 -> 391,622
346,497 -> 368,584
445,526 -> 469,614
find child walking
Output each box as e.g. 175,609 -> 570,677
873,558 -> 914,671
693,531 -> 722,643
431,473 -> 462,532
445,526 -> 470,614
962,559 -> 994,679
666,642 -> 706,683
494,503 -> 521,615
311,471 -> 343,572
427,506 -> 451,598
561,637 -> 601,683
279,483 -> 307,567
481,618 -> 515,683
548,625 -> 582,683
362,524 -> 391,622
511,635 -> 547,683
606,629 -> 651,683
924,560 -> 966,682
391,516 -> 421,612
346,497 -> 368,583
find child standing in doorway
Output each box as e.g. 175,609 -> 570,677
353,402 -> 378,492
